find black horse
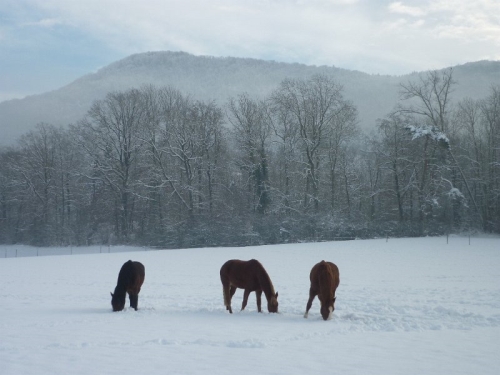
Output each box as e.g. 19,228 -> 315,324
111,260 -> 145,312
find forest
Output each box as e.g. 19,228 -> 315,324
0,69 -> 499,247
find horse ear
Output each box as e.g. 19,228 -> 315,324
110,292 -> 114,297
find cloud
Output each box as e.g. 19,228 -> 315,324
1,0 -> 500,102
388,2 -> 426,17
23,18 -> 65,28
18,0 -> 365,68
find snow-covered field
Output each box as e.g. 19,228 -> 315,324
1,236 -> 499,375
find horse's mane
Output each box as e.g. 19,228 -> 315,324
318,261 -> 335,303
253,260 -> 276,298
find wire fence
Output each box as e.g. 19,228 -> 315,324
1,245 -> 158,259
1,235 -> 478,259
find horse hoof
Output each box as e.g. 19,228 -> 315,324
304,313 -> 308,318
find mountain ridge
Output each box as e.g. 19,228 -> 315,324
1,51 -> 499,146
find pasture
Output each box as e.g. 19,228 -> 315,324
1,236 -> 499,374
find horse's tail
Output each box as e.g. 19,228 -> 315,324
222,283 -> 231,307
220,261 -> 233,311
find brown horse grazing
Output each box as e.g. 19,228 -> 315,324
110,260 -> 145,312
304,260 -> 340,320
220,259 -> 278,314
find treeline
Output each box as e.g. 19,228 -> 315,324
0,71 -> 499,247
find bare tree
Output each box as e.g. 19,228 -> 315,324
376,113 -> 416,222
399,69 -> 455,132
398,69 -> 458,233
227,94 -> 272,214
268,93 -> 301,215
271,75 -> 357,213
75,89 -> 147,242
478,87 -> 500,231
136,86 -> 229,246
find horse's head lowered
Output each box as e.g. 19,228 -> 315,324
268,292 -> 279,313
320,297 -> 336,320
110,292 -> 125,312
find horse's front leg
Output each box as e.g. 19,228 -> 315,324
241,289 -> 251,311
129,294 -> 139,311
304,288 -> 316,318
256,290 -> 263,312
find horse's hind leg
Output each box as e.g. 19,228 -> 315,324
256,290 -> 262,313
230,285 -> 237,298
304,288 -> 316,318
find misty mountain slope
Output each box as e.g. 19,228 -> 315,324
1,51 -> 499,146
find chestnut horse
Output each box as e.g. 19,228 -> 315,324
304,260 -> 339,320
220,259 -> 278,313
110,260 -> 145,312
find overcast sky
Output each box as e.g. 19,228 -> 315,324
1,0 -> 499,102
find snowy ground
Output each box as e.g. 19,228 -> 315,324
1,236 -> 499,375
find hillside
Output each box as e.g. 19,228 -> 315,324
1,51 -> 499,146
